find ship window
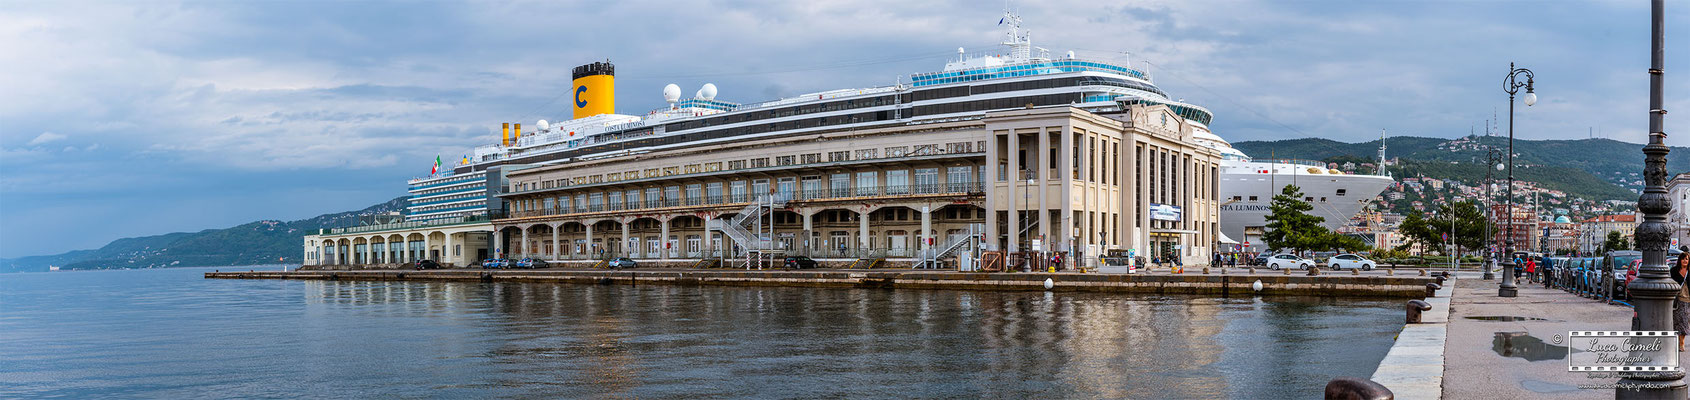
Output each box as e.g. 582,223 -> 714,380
1249,196 -> 1258,201
1320,197 -> 1327,202
1336,189 -> 1347,196
1233,196 -> 1242,201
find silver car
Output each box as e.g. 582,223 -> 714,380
1325,254 -> 1376,270
1267,254 -> 1314,270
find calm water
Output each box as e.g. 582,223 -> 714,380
2,266 -> 1402,399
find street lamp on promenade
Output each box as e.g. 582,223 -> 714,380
1499,62 -> 1536,297
1617,0 -> 1686,397
1484,148 -> 1503,280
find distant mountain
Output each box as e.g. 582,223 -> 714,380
0,197 -> 408,273
1233,136 -> 1690,200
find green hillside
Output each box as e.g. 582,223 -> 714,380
1,197 -> 408,273
1234,136 -> 1690,201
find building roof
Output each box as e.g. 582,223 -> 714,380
1582,214 -> 1637,223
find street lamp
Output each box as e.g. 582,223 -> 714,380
1616,0 -> 1686,396
1499,62 -> 1535,298
1483,148 -> 1503,280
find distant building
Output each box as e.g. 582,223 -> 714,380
1490,204 -> 1540,252
1666,173 -> 1690,246
1579,214 -> 1638,254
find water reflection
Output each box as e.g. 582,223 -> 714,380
0,268 -> 1401,399
291,282 -> 1399,398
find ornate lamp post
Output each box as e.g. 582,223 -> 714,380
1617,0 -> 1686,397
1499,63 -> 1536,297
1484,148 -> 1503,280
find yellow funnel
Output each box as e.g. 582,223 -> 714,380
571,62 -> 615,119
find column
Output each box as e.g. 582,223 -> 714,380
443,233 -> 454,266
585,223 -> 595,258
985,133 -> 1000,252
621,220 -> 632,257
1060,126 -> 1075,254
1038,126 -> 1051,251
659,218 -> 671,260
1007,131 -> 1020,253
801,210 -> 814,255
423,235 -> 433,261
520,229 -> 529,259
859,209 -> 871,253
920,205 -> 933,252
551,225 -> 560,260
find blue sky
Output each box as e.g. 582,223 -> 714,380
1,0 -> 1686,258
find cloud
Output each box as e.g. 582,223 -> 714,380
26,132 -> 66,145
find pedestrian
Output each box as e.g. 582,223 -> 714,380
1674,246 -> 1690,352
1212,252 -> 1221,268
1524,257 -> 1537,284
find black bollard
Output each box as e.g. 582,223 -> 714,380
1324,376 -> 1394,400
1406,299 -> 1432,324
1425,283 -> 1442,298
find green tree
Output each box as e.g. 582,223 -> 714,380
1262,185 -> 1326,252
1397,201 -> 1489,257
1602,231 -> 1631,253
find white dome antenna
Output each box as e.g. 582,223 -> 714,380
700,83 -> 718,101
662,84 -> 681,104
537,120 -> 550,131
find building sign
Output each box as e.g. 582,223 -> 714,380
1150,203 -> 1182,221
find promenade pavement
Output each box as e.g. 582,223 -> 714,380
1442,271 -> 1689,399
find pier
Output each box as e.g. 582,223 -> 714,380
206,268 -> 1436,297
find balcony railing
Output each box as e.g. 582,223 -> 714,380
328,214 -> 492,235
498,182 -> 985,220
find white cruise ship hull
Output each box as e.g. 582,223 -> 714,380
1217,160 -> 1393,253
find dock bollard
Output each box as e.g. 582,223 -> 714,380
1352,269 -> 1360,275
1406,299 -> 1432,323
1202,267 -> 1210,274
1324,376 -> 1393,400
1307,267 -> 1320,276
1425,283 -> 1441,298
1418,269 -> 1426,276
1386,269 -> 1394,276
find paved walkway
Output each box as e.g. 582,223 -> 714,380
1441,272 -> 1688,398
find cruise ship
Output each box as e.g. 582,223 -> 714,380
439,12 -> 1391,253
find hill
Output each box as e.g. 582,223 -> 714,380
1234,136 -> 1690,200
0,197 -> 408,273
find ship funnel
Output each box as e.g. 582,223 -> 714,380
571,61 -> 616,119
502,123 -> 510,146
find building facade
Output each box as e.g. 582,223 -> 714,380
1578,214 -> 1638,254
490,105 -> 1221,266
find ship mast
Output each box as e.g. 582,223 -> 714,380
1377,129 -> 1390,178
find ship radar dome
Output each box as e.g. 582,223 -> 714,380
538,120 -> 550,131
700,83 -> 718,100
1066,50 -> 1075,59
663,84 -> 681,104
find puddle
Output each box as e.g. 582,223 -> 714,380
1520,379 -> 1582,393
1466,316 -> 1552,322
1493,331 -> 1570,361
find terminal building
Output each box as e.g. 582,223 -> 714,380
304,14 -> 1225,269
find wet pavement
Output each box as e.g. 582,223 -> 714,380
1443,271 -> 1689,398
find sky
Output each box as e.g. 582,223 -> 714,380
1,0 -> 1687,258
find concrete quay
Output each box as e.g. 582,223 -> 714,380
205,267 -> 1436,297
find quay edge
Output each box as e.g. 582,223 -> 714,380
206,269 -> 1435,297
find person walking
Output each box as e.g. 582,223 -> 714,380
1524,257 -> 1537,284
1674,246 -> 1690,352
1212,252 -> 1222,269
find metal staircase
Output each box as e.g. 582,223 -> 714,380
912,224 -> 983,269
707,193 -> 791,264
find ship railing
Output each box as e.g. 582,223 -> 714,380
1254,159 -> 1328,168
329,215 -> 492,235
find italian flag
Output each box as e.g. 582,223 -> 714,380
431,155 -> 441,175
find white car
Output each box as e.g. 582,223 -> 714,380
1326,254 -> 1376,270
1267,254 -> 1314,270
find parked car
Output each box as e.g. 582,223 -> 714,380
481,259 -> 506,269
608,257 -> 637,269
783,256 -> 818,269
1325,254 -> 1376,270
413,259 -> 442,270
1266,254 -> 1314,270
525,258 -> 550,269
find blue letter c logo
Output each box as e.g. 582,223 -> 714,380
575,86 -> 588,108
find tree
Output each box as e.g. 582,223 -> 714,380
1398,201 -> 1489,257
1601,231 -> 1631,253
1262,185 -> 1327,253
